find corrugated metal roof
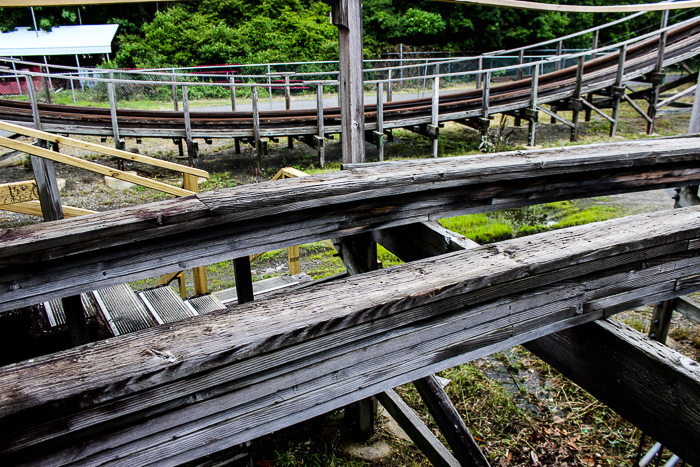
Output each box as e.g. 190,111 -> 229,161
0,24 -> 119,56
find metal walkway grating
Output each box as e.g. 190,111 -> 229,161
139,286 -> 198,324
94,284 -> 156,336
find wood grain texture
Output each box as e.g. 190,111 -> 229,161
0,180 -> 38,205
434,0 -> 700,13
2,208 -> 700,465
4,138 -> 700,310
524,318 -> 700,466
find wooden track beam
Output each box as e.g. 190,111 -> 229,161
6,138 -> 700,311
4,207 -> 700,465
524,318 -> 700,466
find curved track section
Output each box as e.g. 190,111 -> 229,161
1,18 -> 700,141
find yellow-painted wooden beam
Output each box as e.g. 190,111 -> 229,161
0,121 -> 208,179
0,136 -> 194,197
0,180 -> 39,205
0,200 -> 95,218
0,0 -> 182,7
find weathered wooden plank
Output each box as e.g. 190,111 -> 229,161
523,318 -> 700,466
674,296 -> 700,324
0,136 -> 194,197
376,389 -> 461,467
0,180 -> 39,205
333,0 -> 365,164
0,200 -> 94,218
4,236 -> 700,465
1,208 -> 699,426
4,139 -> 700,310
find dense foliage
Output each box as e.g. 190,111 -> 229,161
1,1 -> 696,67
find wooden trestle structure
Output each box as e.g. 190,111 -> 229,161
1,136 -> 700,465
2,1 -> 700,465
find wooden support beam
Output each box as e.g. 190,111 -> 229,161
0,136 -> 194,197
7,137 -> 700,310
377,82 -> 384,162
432,64 -> 440,158
252,86 -> 263,172
5,207 -> 700,466
182,85 -> 197,167
570,56 -> 585,142
537,105 -> 575,129
674,296 -> 700,324
414,375 -> 491,467
528,66 -> 539,146
622,95 -> 654,124
610,44 -> 627,137
0,200 -> 94,218
0,180 -> 38,205
0,121 -> 208,178
172,73 -> 179,111
524,318 -> 700,467
376,390 -> 461,467
333,0 -> 365,164
107,71 -> 125,153
317,84 -> 326,167
233,256 -> 254,305
581,98 -> 615,124
372,221 -> 477,263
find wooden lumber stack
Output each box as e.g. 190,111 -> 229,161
3,137 -> 700,312
2,206 -> 700,466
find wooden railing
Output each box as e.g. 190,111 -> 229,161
0,119 -> 211,295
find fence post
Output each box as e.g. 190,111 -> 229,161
517,49 -> 524,81
171,70 -> 179,111
528,65 -> 539,146
11,62 -> 22,96
107,71 -> 125,164
571,56 -> 585,142
70,76 -> 77,106
387,68 -> 393,102
476,56 -> 483,88
229,76 -> 237,111
41,65 -> 52,104
647,10 -> 670,134
431,64 -> 439,158
252,86 -> 263,172
181,85 -> 197,167
317,84 -> 325,167
267,64 -> 273,110
610,44 -> 627,137
556,40 -> 563,71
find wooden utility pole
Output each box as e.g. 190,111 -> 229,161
332,0 -> 365,164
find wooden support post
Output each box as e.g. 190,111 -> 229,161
480,71 -> 491,138
233,256 -> 254,305
376,390 -> 460,467
648,300 -> 674,344
252,86 -> 263,173
387,68 -> 393,103
317,84 -> 325,167
556,40 -> 563,71
171,72 -> 179,111
42,65 -> 52,104
528,65 -> 539,146
517,49 -> 524,81
62,294 -> 90,346
647,11 -> 670,135
333,0 -> 365,164
175,138 -> 185,159
571,56 -> 585,142
689,74 -> 700,134
229,76 -> 237,112
377,81 -> 384,161
234,137 -> 241,154
586,30 -> 599,122
182,85 -> 196,167
284,74 -> 293,149
524,318 -> 700,467
28,78 -> 88,346
609,44 -> 627,138
414,375 -> 490,467
372,221 -> 477,262
287,245 -> 301,275
335,230 -> 377,438
431,64 -> 440,158
183,173 -> 208,295
475,56 -> 482,88
107,71 -> 125,157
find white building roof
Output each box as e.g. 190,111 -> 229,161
0,24 -> 119,56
